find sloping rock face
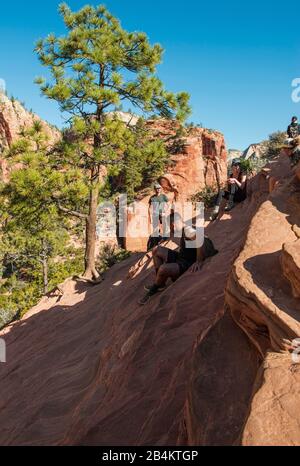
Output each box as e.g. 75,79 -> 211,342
225,157 -> 300,354
185,155 -> 300,446
224,154 -> 300,445
0,94 -> 60,180
242,352 -> 300,446
0,154 -> 299,446
281,240 -> 300,298
124,120 -> 227,252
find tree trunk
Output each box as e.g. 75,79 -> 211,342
83,179 -> 100,280
83,69 -> 104,281
41,239 -> 49,295
42,256 -> 48,295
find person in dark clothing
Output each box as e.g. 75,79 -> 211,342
139,226 -> 218,305
148,183 -> 169,239
287,116 -> 300,139
210,160 -> 247,220
285,135 -> 300,168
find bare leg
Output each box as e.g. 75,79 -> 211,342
225,184 -> 237,210
215,189 -> 225,208
139,252 -> 180,305
155,263 -> 181,287
210,189 -> 224,220
152,245 -> 170,274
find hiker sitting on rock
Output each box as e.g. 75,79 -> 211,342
148,183 -> 169,241
284,135 -> 300,168
139,226 -> 218,305
282,117 -> 300,168
210,159 -> 247,220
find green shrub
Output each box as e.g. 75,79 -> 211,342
190,185 -> 218,208
0,248 -> 84,328
238,157 -> 267,175
261,131 -> 287,160
96,244 -> 130,273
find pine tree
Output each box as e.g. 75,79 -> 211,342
34,3 -> 191,280
109,118 -> 169,201
1,124 -> 70,295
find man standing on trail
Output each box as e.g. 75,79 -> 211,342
287,116 -> 300,140
148,183 -> 169,239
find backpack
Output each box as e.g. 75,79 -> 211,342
203,236 -> 219,258
147,235 -> 162,251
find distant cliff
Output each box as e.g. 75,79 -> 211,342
228,148 -> 242,163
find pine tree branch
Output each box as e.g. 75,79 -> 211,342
56,202 -> 87,219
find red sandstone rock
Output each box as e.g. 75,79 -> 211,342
0,134 -> 299,446
223,155 -> 300,446
281,240 -> 300,298
146,119 -> 227,199
226,155 -> 300,356
242,352 -> 300,446
185,311 -> 261,446
124,120 -> 227,252
0,178 -> 258,446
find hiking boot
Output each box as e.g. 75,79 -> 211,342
225,200 -> 235,211
224,193 -> 235,211
209,206 -> 219,221
144,283 -> 166,292
139,284 -> 160,305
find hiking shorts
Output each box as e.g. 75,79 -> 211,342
166,250 -> 192,275
166,238 -> 218,275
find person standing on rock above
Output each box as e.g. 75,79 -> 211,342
210,160 -> 247,220
287,116 -> 300,140
139,226 -> 218,305
148,183 -> 170,242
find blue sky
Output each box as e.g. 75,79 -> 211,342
1,0 -> 300,149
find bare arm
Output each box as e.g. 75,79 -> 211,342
148,204 -> 152,224
229,175 -> 247,189
239,174 -> 247,190
190,246 -> 205,273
